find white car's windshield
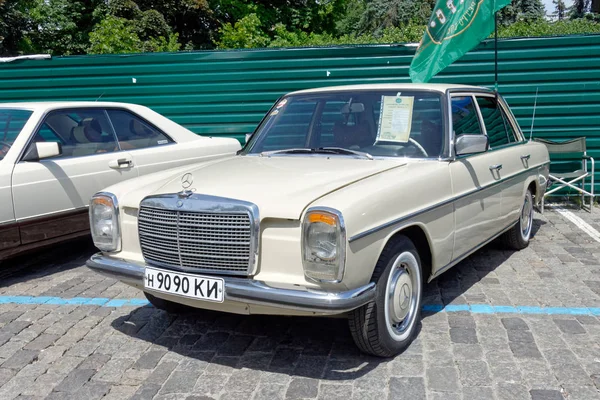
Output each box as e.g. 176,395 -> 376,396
0,109 -> 33,161
245,90 -> 445,159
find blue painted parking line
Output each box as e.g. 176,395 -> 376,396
0,295 -> 598,316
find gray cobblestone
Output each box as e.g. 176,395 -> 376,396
426,366 -> 460,392
553,318 -> 587,334
134,349 -> 168,369
23,334 -> 59,351
131,383 -> 162,400
1,350 -> 39,369
286,377 -> 318,399
54,368 -> 96,393
389,377 -> 426,400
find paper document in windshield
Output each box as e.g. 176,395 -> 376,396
376,96 -> 414,143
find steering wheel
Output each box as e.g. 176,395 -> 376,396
0,141 -> 11,156
407,138 -> 428,158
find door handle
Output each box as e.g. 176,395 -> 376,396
521,154 -> 531,161
489,164 -> 502,171
108,158 -> 133,169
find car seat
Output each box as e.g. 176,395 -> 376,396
332,119 -> 373,149
70,118 -> 112,156
419,119 -> 443,157
120,119 -> 156,149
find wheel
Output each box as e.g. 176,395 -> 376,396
144,291 -> 190,313
502,188 -> 534,250
348,235 -> 423,357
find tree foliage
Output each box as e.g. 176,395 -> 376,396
215,13 -> 270,49
1,0 -> 600,56
0,0 -> 35,56
569,0 -> 591,18
498,0 -> 546,25
498,18 -> 600,36
88,15 -> 143,54
23,0 -> 106,55
553,0 -> 567,20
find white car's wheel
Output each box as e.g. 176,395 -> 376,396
502,188 -> 534,250
348,235 -> 423,357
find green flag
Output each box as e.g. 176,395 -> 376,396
409,0 -> 511,83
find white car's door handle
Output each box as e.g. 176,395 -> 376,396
521,154 -> 531,161
489,164 -> 502,172
108,158 -> 133,169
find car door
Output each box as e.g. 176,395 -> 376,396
0,109 -> 34,253
11,108 -> 138,244
474,95 -> 526,229
449,94 -> 503,259
0,163 -> 18,252
105,109 -> 204,176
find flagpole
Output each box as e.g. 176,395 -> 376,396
494,10 -> 498,95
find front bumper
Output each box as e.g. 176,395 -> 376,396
86,253 -> 376,314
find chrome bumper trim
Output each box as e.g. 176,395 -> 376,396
86,253 -> 376,314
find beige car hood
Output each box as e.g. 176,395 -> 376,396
119,155 -> 406,219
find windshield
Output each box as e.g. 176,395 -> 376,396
244,90 -> 445,159
0,109 -> 33,161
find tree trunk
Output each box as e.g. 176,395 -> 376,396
593,0 -> 600,13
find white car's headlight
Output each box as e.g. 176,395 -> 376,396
302,207 -> 346,283
89,192 -> 120,252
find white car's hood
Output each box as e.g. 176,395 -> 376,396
116,155 -> 406,219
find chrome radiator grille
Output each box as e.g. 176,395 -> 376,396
138,202 -> 255,275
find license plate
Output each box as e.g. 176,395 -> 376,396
144,267 -> 224,303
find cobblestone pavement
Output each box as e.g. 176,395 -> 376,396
0,205 -> 600,400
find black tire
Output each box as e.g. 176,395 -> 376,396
144,292 -> 190,313
502,189 -> 534,250
348,235 -> 423,357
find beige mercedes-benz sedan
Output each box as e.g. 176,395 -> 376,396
86,84 -> 550,357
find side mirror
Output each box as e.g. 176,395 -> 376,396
22,142 -> 62,161
244,133 -> 253,144
455,134 -> 488,156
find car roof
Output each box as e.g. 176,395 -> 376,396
0,101 -> 142,111
288,83 -> 490,95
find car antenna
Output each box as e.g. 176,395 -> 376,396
529,87 -> 538,141
95,91 -> 105,102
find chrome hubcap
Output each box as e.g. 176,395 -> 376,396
384,252 -> 421,341
520,194 -> 533,240
390,270 -> 412,322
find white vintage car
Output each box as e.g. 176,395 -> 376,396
87,84 -> 550,357
0,102 -> 240,259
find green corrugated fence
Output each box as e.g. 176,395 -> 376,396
1,35 -> 600,192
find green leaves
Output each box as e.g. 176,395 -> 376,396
88,15 -> 181,54
215,13 -> 270,49
2,0 -> 600,56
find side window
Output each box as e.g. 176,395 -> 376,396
476,97 -> 516,148
107,110 -> 173,150
499,103 -> 521,142
451,96 -> 483,136
31,109 -> 117,159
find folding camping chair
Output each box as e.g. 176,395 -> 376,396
535,137 -> 595,213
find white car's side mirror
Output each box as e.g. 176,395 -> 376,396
455,134 -> 489,156
22,142 -> 62,161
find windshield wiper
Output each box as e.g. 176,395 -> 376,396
260,147 -> 373,160
260,148 -> 315,156
318,147 -> 373,160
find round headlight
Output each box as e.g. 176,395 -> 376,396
306,222 -> 337,261
89,193 -> 120,252
302,208 -> 346,283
